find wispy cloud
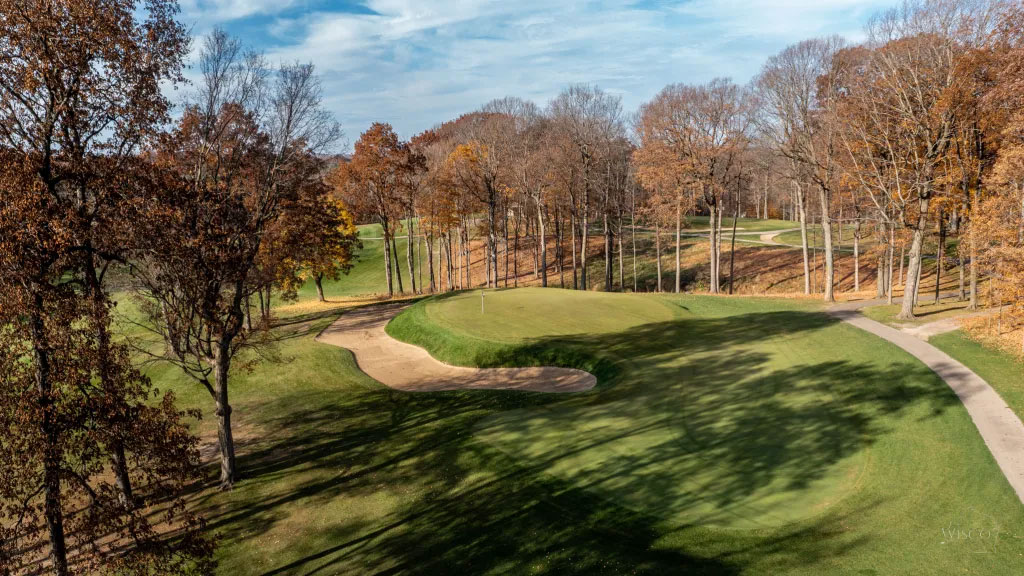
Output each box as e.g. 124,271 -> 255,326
180,0 -> 896,143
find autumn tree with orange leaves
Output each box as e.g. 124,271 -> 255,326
331,123 -> 418,297
0,0 -> 214,573
634,79 -> 751,294
131,30 -> 343,491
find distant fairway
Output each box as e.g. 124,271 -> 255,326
295,220 -> 427,301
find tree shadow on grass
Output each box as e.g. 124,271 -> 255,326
189,306 -> 959,575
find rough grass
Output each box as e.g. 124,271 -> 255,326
107,214 -> 1021,574
862,299 -> 975,327
931,330 -> 1024,422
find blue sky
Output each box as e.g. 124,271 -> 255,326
177,0 -> 896,146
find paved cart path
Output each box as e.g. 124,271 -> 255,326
829,299 -> 1024,503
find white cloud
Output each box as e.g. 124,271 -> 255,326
182,0 -> 899,144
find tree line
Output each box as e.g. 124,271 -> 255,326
0,1 -> 357,573
335,0 -> 1024,337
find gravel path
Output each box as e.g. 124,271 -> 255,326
829,299 -> 1024,503
316,303 -> 596,393
758,228 -> 802,245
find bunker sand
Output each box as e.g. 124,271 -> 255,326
317,303 -> 596,393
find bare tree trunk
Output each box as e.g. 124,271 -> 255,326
708,204 -> 716,293
811,219 -> 819,293
530,214 -> 539,280
729,193 -> 739,295
580,186 -> 589,290
914,257 -> 923,308
503,206 -> 510,287
489,193 -> 499,289
837,203 -> 844,290
795,182 -> 810,295
406,216 -> 416,294
427,229 -> 436,293
213,341 -> 237,489
30,302 -> 69,576
655,220 -> 663,293
537,200 -> 547,287
969,185 -> 980,309
958,255 -> 965,302
446,234 -> 454,291
819,186 -> 835,302
631,186 -> 638,292
570,211 -> 579,290
452,233 -> 459,290
762,172 -> 769,219
245,294 -> 253,331
675,195 -> 682,293
391,233 -> 404,294
1018,182 -> 1024,243
604,211 -> 613,292
314,273 -> 325,302
899,197 -> 930,320
556,209 -> 565,288
381,222 -> 394,297
854,218 -> 861,292
512,207 -> 520,287
877,223 -> 886,299
899,245 -> 905,286
617,214 -> 625,291
717,207 -> 724,291
486,242 -> 493,288
887,227 -> 895,305
935,211 -> 945,305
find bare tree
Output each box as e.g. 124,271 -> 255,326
550,85 -> 624,290
756,36 -> 846,300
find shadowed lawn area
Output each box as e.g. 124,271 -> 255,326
931,330 -> 1024,422
386,288 -> 1024,573
131,287 -> 1024,575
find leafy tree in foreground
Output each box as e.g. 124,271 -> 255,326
0,0 -> 213,572
132,30 -> 341,490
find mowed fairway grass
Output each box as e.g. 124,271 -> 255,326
131,282 -> 1024,573
386,288 -> 1024,573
